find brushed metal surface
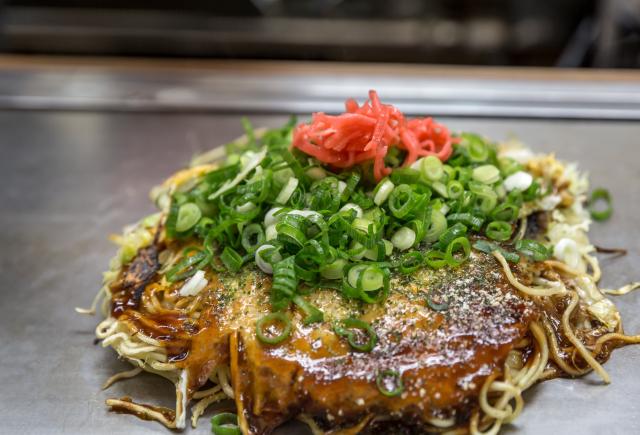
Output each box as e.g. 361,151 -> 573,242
0,60 -> 639,119
0,111 -> 639,434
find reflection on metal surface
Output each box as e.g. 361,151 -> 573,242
0,62 -> 639,119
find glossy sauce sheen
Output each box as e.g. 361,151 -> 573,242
110,246 -> 538,433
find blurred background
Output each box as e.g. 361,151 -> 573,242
1,0 -> 639,68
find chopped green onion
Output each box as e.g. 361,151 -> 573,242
490,203 -> 520,222
334,318 -> 377,352
175,203 -> 201,232
343,264 -> 389,303
340,203 -> 364,218
447,213 -> 484,231
363,239 -> 393,261
211,412 -> 241,435
264,207 -> 284,227
437,223 -> 467,249
270,256 -> 298,310
445,236 -> 471,267
376,369 -> 404,397
391,167 -> 422,185
235,201 -> 256,214
398,251 -> 423,274
320,258 -> 347,279
275,177 -> 299,204
425,250 -> 447,269
426,292 -> 449,311
486,220 -> 513,241
293,295 -> 324,325
431,181 -> 449,199
276,215 -> 307,252
463,134 -> 489,162
166,248 -> 210,282
220,246 -> 243,272
348,265 -> 381,291
420,156 -> 444,181
254,244 -> 281,274
423,209 -> 448,243
205,163 -> 240,184
522,180 -> 541,201
165,200 -> 180,238
473,240 -> 520,263
388,184 -> 418,219
265,224 -> 277,241
498,157 -> 523,177
373,179 -> 395,205
391,227 -> 416,251
447,180 -> 464,199
472,165 -> 501,184
515,239 -> 551,262
241,223 -> 265,253
256,312 -> 292,345
469,182 -> 498,214
455,166 -> 473,185
588,188 -> 613,221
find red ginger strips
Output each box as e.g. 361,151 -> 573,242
292,90 -> 454,180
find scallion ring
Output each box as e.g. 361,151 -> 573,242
472,164 -> 501,184
486,220 -> 513,242
426,293 -> 449,312
445,236 -> 471,267
241,223 -> 265,253
388,184 -> 417,219
398,251 -> 423,274
320,258 -> 347,280
211,412 -> 241,435
423,209 -> 447,243
490,203 -> 520,222
373,179 -> 395,205
464,134 -> 489,162
376,369 -> 404,397
256,312 -> 292,345
588,188 -> 613,221
447,180 -> 464,199
345,264 -> 389,303
391,226 -> 416,251
175,203 -> 201,232
254,244 -> 281,274
420,156 -> 444,181
334,318 -> 377,352
425,250 -> 447,269
437,223 -> 467,250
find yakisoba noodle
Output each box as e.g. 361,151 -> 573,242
79,100 -> 639,434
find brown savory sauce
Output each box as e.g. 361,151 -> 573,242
109,244 -> 543,433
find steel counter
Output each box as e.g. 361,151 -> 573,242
0,60 -> 639,435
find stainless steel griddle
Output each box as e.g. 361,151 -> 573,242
0,58 -> 638,435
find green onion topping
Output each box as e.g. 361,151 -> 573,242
376,369 -> 404,397
211,412 -> 241,435
588,188 -> 613,222
334,318 -> 378,352
158,119 -> 552,347
515,239 -> 551,262
256,312 -> 292,345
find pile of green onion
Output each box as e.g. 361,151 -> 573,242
164,119 -> 551,348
